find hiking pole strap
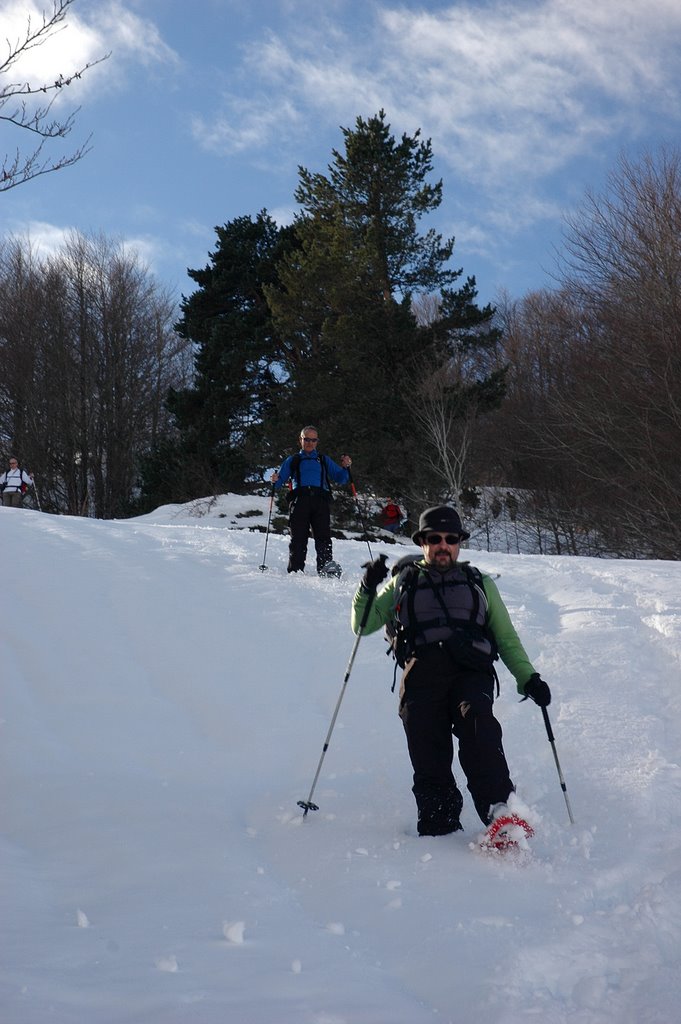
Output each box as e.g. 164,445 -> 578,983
298,590 -> 376,816
541,706 -> 575,825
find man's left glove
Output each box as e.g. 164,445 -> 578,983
523,674 -> 551,707
361,554 -> 389,592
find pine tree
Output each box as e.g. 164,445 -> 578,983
264,111 -> 500,501
264,111 -> 462,494
149,212 -> 296,500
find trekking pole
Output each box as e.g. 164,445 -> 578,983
298,587 -> 377,816
259,482 -> 276,571
347,470 -> 373,561
30,476 -> 42,512
541,706 -> 575,825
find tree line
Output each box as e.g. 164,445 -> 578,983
0,232 -> 191,517
488,148 -> 681,559
2,106 -> 679,559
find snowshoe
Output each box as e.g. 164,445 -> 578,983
319,560 -> 343,578
479,813 -> 534,853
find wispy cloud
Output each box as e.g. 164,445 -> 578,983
94,1 -> 180,70
191,0 -> 681,200
191,92 -> 302,155
377,0 -> 681,183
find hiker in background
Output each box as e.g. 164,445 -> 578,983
351,505 -> 552,837
0,456 -> 33,508
379,498 -> 403,534
272,425 -> 352,575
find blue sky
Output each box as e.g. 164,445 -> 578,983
3,0 -> 681,306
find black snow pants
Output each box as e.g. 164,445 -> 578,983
398,645 -> 514,834
287,487 -> 333,573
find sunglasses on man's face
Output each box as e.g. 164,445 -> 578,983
425,533 -> 461,546
302,437 -> 319,443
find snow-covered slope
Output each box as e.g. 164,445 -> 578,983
2,499 -> 680,1023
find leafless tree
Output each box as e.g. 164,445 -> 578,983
549,148 -> 681,557
407,363 -> 478,518
406,294 -> 506,518
0,232 -> 192,516
487,148 -> 681,558
1,0 -> 109,192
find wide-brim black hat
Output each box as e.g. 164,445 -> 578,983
411,505 -> 470,544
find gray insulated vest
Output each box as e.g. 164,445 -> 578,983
396,563 -> 494,665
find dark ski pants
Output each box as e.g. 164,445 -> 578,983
287,488 -> 333,573
398,649 -> 514,833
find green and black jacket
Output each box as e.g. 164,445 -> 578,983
351,558 -> 538,695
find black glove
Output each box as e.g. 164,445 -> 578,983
361,554 -> 389,592
523,674 -> 551,707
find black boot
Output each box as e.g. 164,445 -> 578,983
415,782 -> 464,836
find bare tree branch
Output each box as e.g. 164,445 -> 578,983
1,0 -> 109,191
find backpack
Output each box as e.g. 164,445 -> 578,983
385,557 -> 499,690
286,452 -> 333,503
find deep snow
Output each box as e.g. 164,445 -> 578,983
2,495 -> 680,1024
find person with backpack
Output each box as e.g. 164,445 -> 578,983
272,425 -> 352,575
351,505 -> 551,837
0,456 -> 33,508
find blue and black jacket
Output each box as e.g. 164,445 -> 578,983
274,449 -> 350,495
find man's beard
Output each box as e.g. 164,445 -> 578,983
430,550 -> 454,571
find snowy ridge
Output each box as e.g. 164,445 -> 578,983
2,500 -> 681,1023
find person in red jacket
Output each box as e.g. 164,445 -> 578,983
379,499 -> 403,534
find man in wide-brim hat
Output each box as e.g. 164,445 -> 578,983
351,505 -> 552,837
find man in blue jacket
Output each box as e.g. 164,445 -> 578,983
272,425 -> 352,574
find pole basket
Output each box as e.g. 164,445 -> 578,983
297,800 -> 319,815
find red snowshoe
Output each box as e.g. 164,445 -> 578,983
480,813 -> 535,852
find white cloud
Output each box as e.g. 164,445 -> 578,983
0,0 -> 103,85
192,0 -> 681,197
0,0 -> 180,105
7,220 -> 161,276
269,203 -> 296,227
15,221 -> 70,260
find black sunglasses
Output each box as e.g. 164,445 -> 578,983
302,437 -> 319,443
425,533 -> 461,546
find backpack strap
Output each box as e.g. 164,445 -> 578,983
289,453 -> 301,492
289,452 -> 331,493
318,453 -> 331,492
389,560 -> 500,693
460,563 -> 500,693
387,561 -> 422,689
